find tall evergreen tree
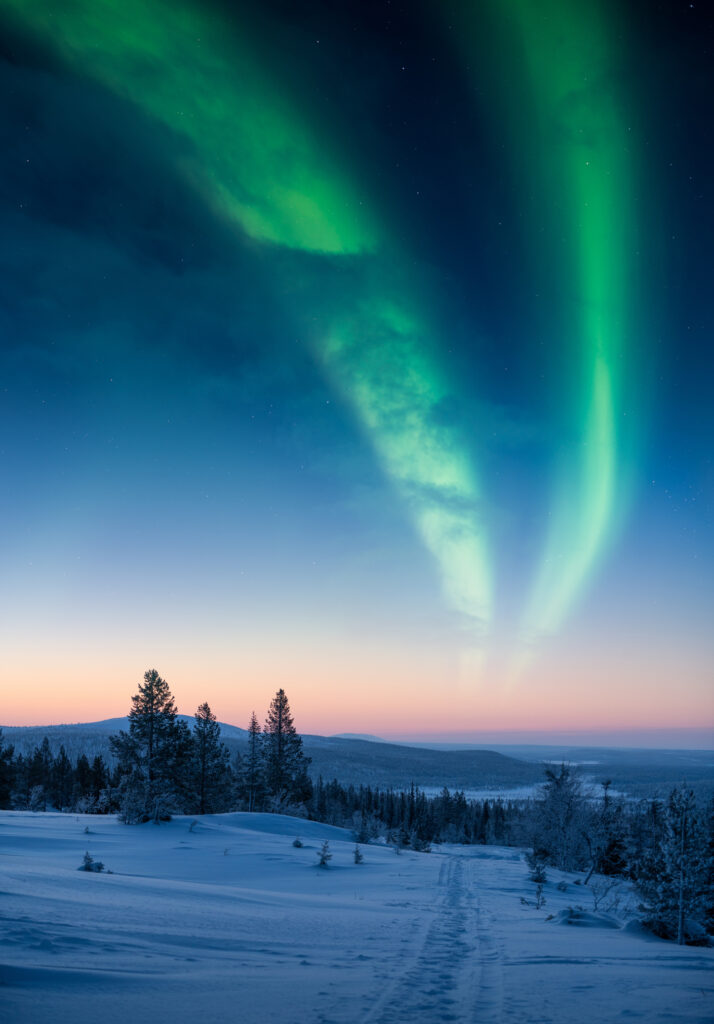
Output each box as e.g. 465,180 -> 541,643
636,787 -> 707,943
533,764 -> 589,871
50,745 -> 74,809
0,730 -> 15,809
262,689 -> 312,806
702,798 -> 714,936
128,668 -> 177,771
71,753 -> 93,809
10,753 -> 30,808
90,755 -> 109,800
192,702 -> 234,814
241,711 -> 265,812
110,668 -> 187,822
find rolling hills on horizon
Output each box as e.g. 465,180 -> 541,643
0,717 -> 543,792
2,717 -> 712,797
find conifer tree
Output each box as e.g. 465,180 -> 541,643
28,737 -> 53,805
702,798 -> 714,936
192,702 -> 234,814
241,711 -> 265,812
533,764 -> 589,871
636,787 -> 707,943
262,689 -> 312,806
90,755 -> 109,800
10,753 -> 30,809
74,753 -> 93,803
163,717 -> 197,812
0,730 -> 15,809
110,668 -> 187,822
128,668 -> 177,771
50,745 -> 74,809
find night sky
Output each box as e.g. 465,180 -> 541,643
1,0 -> 712,741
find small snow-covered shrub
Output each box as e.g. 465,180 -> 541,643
293,837 -> 303,848
29,785 -> 46,812
352,812 -> 371,844
317,840 -> 332,867
520,884 -> 547,910
79,851 -> 105,873
410,833 -> 432,853
354,845 -> 364,864
589,876 -> 622,913
525,849 -> 548,883
74,796 -> 97,814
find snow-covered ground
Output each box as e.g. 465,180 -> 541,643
1,811 -> 711,1023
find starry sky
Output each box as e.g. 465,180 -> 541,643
1,0 -> 712,743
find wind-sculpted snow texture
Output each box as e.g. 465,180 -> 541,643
1,812 -> 712,1023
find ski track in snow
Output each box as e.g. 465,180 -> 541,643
361,855 -> 503,1024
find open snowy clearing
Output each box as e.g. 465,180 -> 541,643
1,811 -> 712,1023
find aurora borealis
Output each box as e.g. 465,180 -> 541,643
466,0 -> 634,650
1,0 -> 711,741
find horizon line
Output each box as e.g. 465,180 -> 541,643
1,718 -> 712,750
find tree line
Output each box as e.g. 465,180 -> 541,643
1,669 -> 712,944
0,669 -> 312,822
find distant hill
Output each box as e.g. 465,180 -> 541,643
301,734 -> 543,790
3,720 -> 710,796
331,733 -> 387,743
0,717 -> 247,763
0,718 -> 541,791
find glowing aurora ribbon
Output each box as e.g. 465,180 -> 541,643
3,0 -> 492,630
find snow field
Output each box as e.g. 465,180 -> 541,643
0,811 -> 712,1023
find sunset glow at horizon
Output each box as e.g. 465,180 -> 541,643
0,0 -> 711,746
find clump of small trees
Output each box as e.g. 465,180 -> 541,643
109,671 -> 312,824
630,786 -> 711,945
0,673 -> 313,822
110,670 -> 235,824
0,729 -> 112,814
524,764 -> 713,945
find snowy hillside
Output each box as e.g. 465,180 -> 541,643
1,811 -> 711,1023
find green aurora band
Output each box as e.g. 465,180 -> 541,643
458,0 -> 635,647
3,0 -> 374,255
3,0 -> 493,629
320,301 -> 491,626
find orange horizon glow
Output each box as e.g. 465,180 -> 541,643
2,637 -> 712,740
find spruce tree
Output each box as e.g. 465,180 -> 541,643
90,755 -> 109,800
110,668 -> 188,822
10,753 -> 29,809
28,737 -> 53,806
192,702 -> 234,814
636,787 -> 707,943
703,798 -> 714,936
50,745 -> 74,809
262,689 -> 312,807
0,730 -> 15,809
74,754 -> 93,803
128,668 -> 177,770
534,764 -> 589,871
241,711 -> 265,812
